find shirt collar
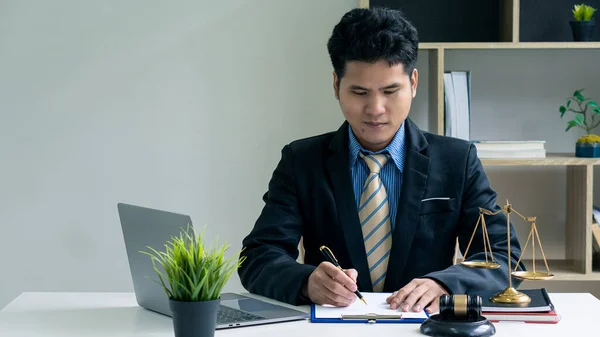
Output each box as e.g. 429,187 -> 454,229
348,122 -> 406,172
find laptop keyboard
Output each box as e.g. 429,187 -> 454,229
217,306 -> 265,325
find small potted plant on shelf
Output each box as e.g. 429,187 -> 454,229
141,226 -> 245,337
570,3 -> 597,41
559,88 -> 600,157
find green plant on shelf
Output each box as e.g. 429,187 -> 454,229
559,89 -> 600,143
572,4 -> 597,21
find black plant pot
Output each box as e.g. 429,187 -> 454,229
169,298 -> 220,337
570,20 -> 596,41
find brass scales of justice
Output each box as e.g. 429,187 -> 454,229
460,199 -> 554,304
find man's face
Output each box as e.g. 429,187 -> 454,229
334,60 -> 418,152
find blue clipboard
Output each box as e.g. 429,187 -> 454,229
310,303 -> 430,324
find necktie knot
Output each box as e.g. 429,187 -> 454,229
360,153 -> 389,174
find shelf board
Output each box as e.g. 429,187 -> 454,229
520,259 -> 600,281
480,153 -> 600,166
419,42 -> 600,50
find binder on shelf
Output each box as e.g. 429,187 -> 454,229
592,205 -> 600,253
444,71 -> 471,141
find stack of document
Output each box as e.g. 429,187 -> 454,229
475,288 -> 560,324
311,292 -> 428,324
472,140 -> 546,159
444,71 -> 471,141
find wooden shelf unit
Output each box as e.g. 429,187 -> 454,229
419,42 -> 600,50
359,0 -> 600,282
480,154 -> 600,166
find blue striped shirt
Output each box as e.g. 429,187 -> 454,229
348,123 -> 406,230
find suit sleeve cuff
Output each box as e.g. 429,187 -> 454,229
295,268 -> 314,305
422,274 -> 454,295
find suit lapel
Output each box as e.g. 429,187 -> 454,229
384,119 -> 430,291
326,122 -> 372,291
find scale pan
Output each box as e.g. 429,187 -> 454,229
511,271 -> 554,280
461,261 -> 501,269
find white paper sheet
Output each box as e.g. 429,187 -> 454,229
313,292 -> 429,319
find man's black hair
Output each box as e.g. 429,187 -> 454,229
327,7 -> 419,84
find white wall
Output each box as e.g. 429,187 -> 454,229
2,0 -> 599,310
0,0 -> 358,309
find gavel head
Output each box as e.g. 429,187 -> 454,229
439,294 -> 482,321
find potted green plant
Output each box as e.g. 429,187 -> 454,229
141,226 -> 245,337
560,88 -> 600,157
569,4 -> 597,41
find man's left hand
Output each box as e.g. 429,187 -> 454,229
386,278 -> 448,313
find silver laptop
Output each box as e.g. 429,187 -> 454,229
117,202 -> 309,329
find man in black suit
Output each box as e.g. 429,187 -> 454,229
238,7 -> 524,314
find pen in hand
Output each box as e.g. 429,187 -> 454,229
319,245 -> 367,305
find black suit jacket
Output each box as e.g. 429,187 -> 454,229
238,118 -> 524,305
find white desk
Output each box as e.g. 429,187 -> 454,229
1,292 -> 598,337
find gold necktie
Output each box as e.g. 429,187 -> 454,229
358,153 -> 392,292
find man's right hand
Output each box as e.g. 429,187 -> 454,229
303,262 -> 359,307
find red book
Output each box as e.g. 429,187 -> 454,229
482,310 -> 561,324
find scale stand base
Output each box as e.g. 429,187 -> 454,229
490,287 -> 531,304
420,314 -> 496,337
